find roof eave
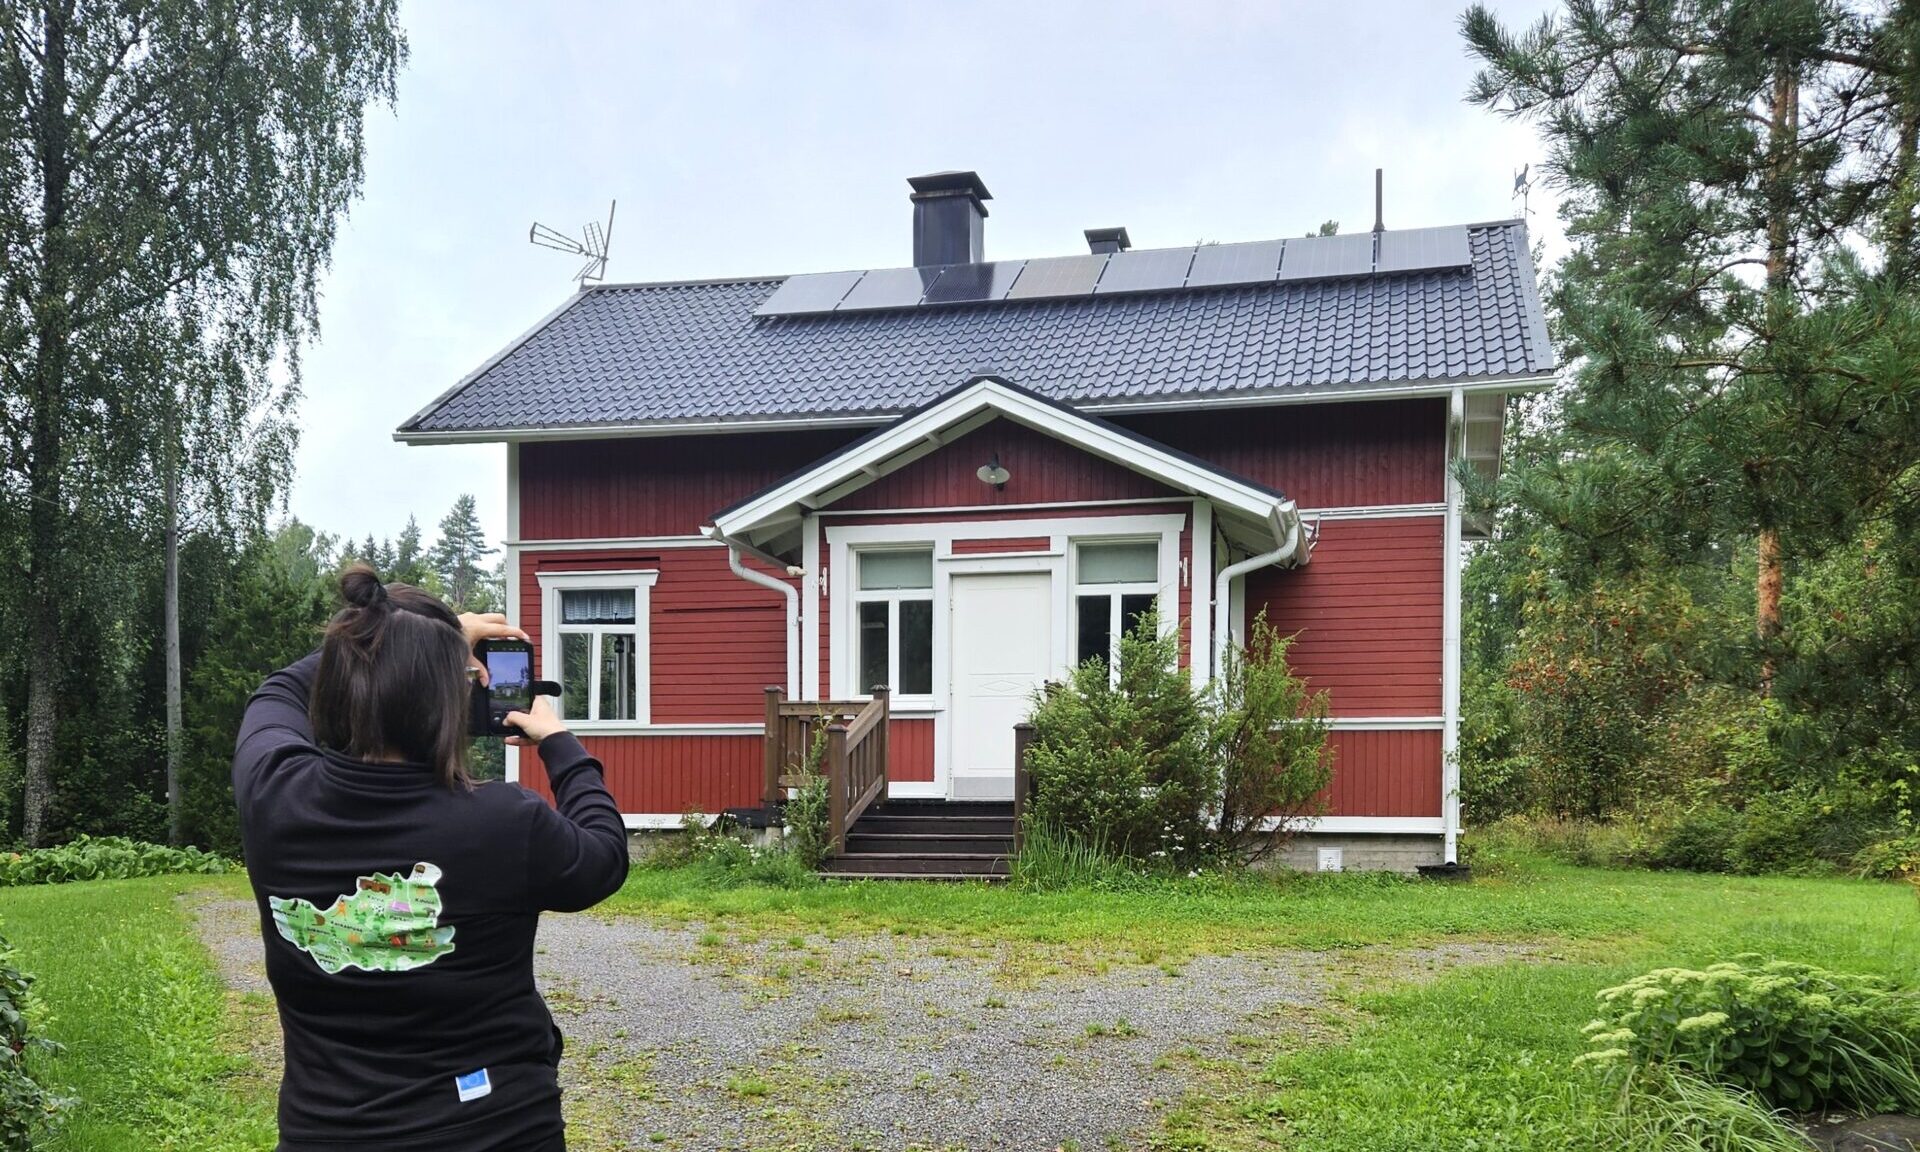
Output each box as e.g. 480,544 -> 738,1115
393,371 -> 1559,446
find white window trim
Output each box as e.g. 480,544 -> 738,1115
1069,537 -> 1168,685
536,569 -> 659,729
850,546 -> 936,704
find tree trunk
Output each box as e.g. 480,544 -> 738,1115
23,0 -> 73,848
1755,55 -> 1801,695
164,442 -> 183,845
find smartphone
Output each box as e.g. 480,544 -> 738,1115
472,638 -> 535,737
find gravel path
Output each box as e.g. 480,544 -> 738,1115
190,894 -> 1525,1152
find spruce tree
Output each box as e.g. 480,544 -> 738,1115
432,495 -> 495,612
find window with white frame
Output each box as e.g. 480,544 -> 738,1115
1073,540 -> 1160,676
539,572 -> 657,725
853,549 -> 933,697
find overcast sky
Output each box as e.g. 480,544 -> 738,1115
289,0 -> 1563,550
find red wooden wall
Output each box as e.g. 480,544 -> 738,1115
520,429 -> 857,538
1320,729 -> 1443,817
1116,397 -> 1443,508
834,419 -> 1177,510
516,734 -> 763,813
890,718 -> 935,783
1251,517 -> 1443,716
519,546 -> 792,724
514,397 -> 1448,824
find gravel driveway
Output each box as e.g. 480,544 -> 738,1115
193,893 -> 1521,1151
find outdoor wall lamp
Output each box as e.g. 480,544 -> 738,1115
976,453 -> 1011,489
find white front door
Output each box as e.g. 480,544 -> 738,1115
948,571 -> 1053,800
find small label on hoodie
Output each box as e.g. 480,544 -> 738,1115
454,1068 -> 492,1103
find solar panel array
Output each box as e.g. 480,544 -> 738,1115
755,225 -> 1475,317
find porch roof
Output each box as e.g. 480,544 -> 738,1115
704,376 -> 1300,564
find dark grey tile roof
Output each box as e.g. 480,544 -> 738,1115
399,220 -> 1553,437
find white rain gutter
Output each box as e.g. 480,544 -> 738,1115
704,528 -> 801,696
1211,503 -> 1305,677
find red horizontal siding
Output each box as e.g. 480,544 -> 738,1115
1321,728 -> 1443,817
1117,397 -> 1444,508
834,419 -> 1177,510
1251,517 -> 1443,715
889,718 -> 935,782
520,430 -> 858,539
951,536 -> 1051,554
516,734 -> 763,815
521,546 -> 791,724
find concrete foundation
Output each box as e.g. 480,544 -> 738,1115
1273,833 -> 1445,875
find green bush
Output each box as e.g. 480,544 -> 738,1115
1853,832 -> 1920,880
1577,958 -> 1920,1113
1728,787 -> 1888,875
1465,815 -> 1638,870
1634,803 -> 1742,873
648,810 -> 816,888
0,835 -> 229,887
1207,613 -> 1333,864
1024,611 -> 1213,864
0,927 -> 62,1149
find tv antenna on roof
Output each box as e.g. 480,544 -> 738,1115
1512,164 -> 1536,218
529,200 -> 616,284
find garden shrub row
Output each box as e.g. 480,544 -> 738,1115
0,928 -> 60,1149
0,836 -> 230,888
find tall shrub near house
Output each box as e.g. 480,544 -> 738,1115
1024,613 -> 1213,863
1209,613 -> 1333,862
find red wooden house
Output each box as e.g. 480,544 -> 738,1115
398,172 -> 1552,873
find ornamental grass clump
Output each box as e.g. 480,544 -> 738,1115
1576,957 -> 1920,1114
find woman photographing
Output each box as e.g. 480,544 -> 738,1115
232,563 -> 628,1152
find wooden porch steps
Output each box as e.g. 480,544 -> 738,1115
818,800 -> 1016,882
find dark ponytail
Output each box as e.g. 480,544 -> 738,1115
310,562 -> 472,788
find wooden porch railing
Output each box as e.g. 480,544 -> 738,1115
762,686 -> 890,855
1013,721 -> 1036,856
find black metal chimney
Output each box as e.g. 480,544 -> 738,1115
908,171 -> 991,266
1084,227 -> 1132,255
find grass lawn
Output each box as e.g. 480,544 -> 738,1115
615,857 -> 1920,1150
0,859 -> 1914,1151
0,872 -> 275,1152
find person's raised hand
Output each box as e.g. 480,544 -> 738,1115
503,694 -> 567,746
458,612 -> 528,684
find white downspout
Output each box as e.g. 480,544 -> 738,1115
1211,503 -> 1303,677
1442,388 -> 1466,864
708,530 -> 801,697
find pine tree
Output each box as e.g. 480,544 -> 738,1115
432,495 -> 495,612
1463,0 -> 1920,691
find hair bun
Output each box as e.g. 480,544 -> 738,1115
339,562 -> 389,609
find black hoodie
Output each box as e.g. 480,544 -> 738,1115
233,652 -> 629,1151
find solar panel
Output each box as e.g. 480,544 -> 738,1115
1184,240 -> 1286,288
1374,225 -> 1471,273
837,266 -> 943,311
753,270 -> 864,316
1094,246 -> 1197,295
1005,254 -> 1109,300
1276,233 -> 1375,281
921,260 -> 1026,305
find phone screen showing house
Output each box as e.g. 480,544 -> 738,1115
485,647 -> 533,713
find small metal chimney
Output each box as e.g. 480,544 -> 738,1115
908,171 -> 991,266
1084,227 -> 1132,255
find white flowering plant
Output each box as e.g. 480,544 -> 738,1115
1576,956 -> 1920,1113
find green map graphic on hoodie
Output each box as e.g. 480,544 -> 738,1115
270,861 -> 456,974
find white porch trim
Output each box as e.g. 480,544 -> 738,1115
510,534 -> 720,550
827,512 -> 1188,800
1328,716 -> 1446,731
1441,388 -> 1465,863
710,376 -> 1297,562
1267,815 -> 1447,835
